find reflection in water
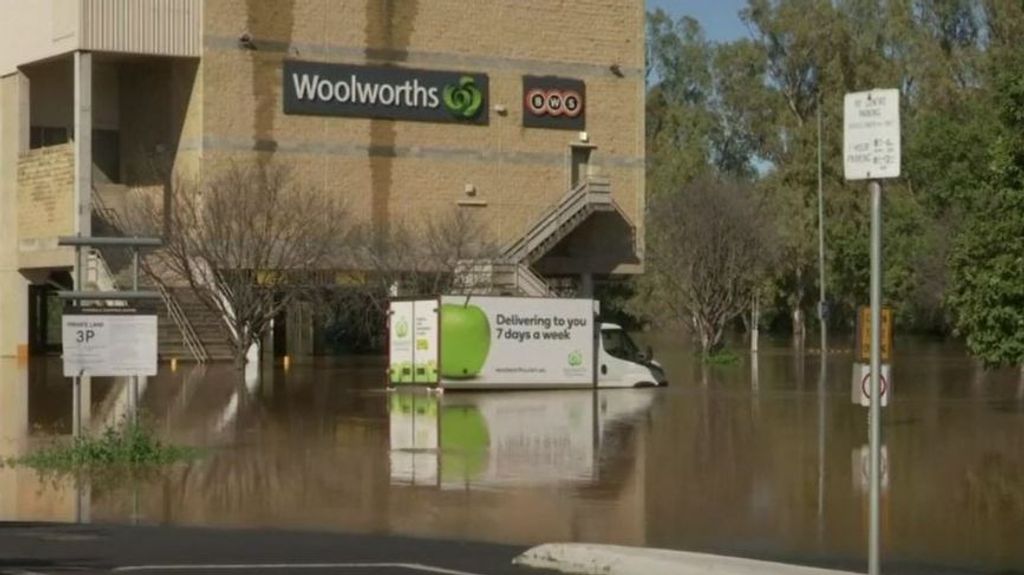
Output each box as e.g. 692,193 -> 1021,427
388,390 -> 655,489
1,338 -> 1023,572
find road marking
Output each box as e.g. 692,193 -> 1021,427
113,563 -> 485,575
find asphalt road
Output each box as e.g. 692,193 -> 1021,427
0,522 -> 556,575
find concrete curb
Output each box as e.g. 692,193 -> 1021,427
512,543 -> 858,575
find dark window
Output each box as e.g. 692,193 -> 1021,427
29,126 -> 70,149
602,329 -> 639,362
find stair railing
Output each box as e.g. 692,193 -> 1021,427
157,283 -> 209,364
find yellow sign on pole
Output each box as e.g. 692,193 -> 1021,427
857,306 -> 893,363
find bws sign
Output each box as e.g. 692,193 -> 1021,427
523,75 -> 585,130
284,60 -> 488,125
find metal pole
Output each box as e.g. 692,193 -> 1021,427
816,96 -> 828,546
817,96 -> 827,354
132,247 -> 140,426
868,180 -> 883,575
73,244 -> 83,439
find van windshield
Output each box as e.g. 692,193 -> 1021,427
602,329 -> 641,363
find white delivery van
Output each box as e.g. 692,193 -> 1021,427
388,295 -> 666,389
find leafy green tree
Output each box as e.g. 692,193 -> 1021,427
947,1 -> 1024,367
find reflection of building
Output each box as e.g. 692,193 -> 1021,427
0,359 -> 79,523
0,1 -> 645,361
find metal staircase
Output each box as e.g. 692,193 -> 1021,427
453,176 -> 617,297
501,176 -> 616,265
91,184 -> 232,362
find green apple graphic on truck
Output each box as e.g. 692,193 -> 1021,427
440,302 -> 491,378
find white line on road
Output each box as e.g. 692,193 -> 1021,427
113,563 -> 486,575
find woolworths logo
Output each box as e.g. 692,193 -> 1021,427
284,60 -> 488,125
442,76 -> 483,119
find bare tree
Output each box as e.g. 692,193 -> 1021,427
635,178 -> 776,356
357,208 -> 499,300
307,208 -> 499,353
127,162 -> 350,366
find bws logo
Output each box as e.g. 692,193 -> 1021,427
522,76 -> 586,130
526,87 -> 583,118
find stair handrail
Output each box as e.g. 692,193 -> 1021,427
514,263 -> 552,297
157,283 -> 209,364
501,176 -> 613,264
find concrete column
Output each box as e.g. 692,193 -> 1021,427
0,360 -> 28,520
74,51 -> 92,242
0,73 -> 31,358
73,52 -> 93,437
579,273 -> 594,298
286,300 -> 314,360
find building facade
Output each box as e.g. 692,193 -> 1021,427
0,0 -> 645,359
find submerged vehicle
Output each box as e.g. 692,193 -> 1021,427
388,295 -> 666,389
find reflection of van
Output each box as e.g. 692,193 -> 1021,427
389,296 -> 667,389
389,389 -> 658,487
600,323 -> 667,388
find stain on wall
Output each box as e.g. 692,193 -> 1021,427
246,0 -> 295,158
364,0 -> 419,232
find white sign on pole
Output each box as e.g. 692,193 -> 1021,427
851,362 -> 892,407
853,444 -> 890,493
843,89 -> 901,180
62,312 -> 158,377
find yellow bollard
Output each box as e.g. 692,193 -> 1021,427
283,355 -> 291,370
171,357 -> 178,372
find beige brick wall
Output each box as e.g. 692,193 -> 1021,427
17,143 -> 74,241
200,0 -> 645,271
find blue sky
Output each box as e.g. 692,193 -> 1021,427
645,0 -> 750,43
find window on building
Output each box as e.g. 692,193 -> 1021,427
29,126 -> 70,149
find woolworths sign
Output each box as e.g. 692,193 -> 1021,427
283,60 -> 489,125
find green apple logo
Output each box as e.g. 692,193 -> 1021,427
395,317 -> 409,338
440,303 -> 491,378
568,350 -> 583,367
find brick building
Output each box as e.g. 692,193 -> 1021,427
0,0 -> 645,360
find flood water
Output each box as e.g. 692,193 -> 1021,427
2,334 -> 1023,574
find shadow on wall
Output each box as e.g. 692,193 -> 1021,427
365,0 -> 419,233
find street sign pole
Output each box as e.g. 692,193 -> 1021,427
844,88 -> 899,575
868,180 -> 883,575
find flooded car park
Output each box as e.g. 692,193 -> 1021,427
1,336 -> 1022,573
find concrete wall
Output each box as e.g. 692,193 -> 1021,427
200,0 -> 645,268
17,143 -> 75,250
0,0 -> 80,76
0,73 -> 31,358
120,59 -> 200,185
0,0 -> 202,76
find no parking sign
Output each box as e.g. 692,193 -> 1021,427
851,362 -> 892,407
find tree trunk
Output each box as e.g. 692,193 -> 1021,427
792,306 -> 805,349
793,269 -> 805,347
233,329 -> 251,370
1018,364 -> 1024,401
751,292 -> 760,355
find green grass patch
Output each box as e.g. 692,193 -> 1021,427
701,349 -> 742,365
7,421 -> 201,472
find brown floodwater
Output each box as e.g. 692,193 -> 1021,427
1,334 -> 1022,574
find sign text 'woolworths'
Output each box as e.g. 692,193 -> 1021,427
283,60 -> 489,125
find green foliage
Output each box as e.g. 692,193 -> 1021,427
702,348 -> 742,365
9,421 -> 200,472
643,1 -> 1024,362
947,7 -> 1024,367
